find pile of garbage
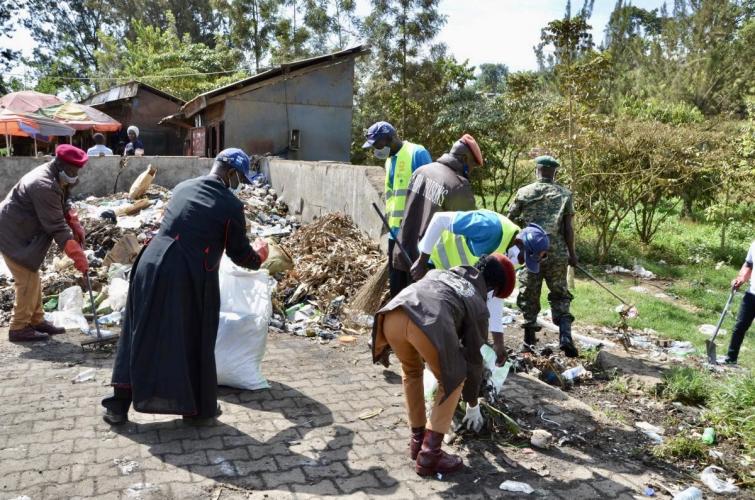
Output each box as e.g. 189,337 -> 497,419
270,213 -> 383,342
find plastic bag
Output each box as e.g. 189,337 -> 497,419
215,255 -> 272,390
105,278 -> 129,312
103,234 -> 140,268
128,165 -> 157,200
700,465 -> 739,494
480,344 -> 512,396
261,239 -> 294,274
423,368 -> 438,404
58,286 -> 84,312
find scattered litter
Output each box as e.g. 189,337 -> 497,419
358,408 -> 384,420
630,286 -> 649,294
530,429 -> 553,449
125,482 -> 161,498
561,365 -> 592,382
114,457 -> 140,475
668,341 -> 696,357
72,368 -> 96,383
699,324 -> 727,337
499,480 -> 534,494
702,427 -> 716,445
644,486 -> 655,496
97,311 -> 122,326
636,422 -> 664,444
672,486 -> 702,500
700,465 -> 739,494
633,265 -> 656,279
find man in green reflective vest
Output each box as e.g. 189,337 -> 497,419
409,209 -> 550,363
509,155 -> 579,358
363,121 -> 432,297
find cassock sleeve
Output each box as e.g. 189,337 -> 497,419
225,205 -> 261,270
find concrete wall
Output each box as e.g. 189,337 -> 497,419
261,159 -> 385,241
0,156 -> 386,242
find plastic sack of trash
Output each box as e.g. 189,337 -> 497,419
215,255 -> 272,390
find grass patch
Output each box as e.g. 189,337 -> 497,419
652,434 -> 707,460
658,367 -> 712,406
705,375 -> 755,456
606,376 -> 630,395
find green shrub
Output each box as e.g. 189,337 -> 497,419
659,367 -> 712,406
652,434 -> 707,460
705,375 -> 755,455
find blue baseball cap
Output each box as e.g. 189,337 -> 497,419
362,121 -> 396,148
520,223 -> 550,273
216,148 -> 253,183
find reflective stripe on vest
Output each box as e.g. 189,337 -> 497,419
384,142 -> 417,232
430,213 -> 521,269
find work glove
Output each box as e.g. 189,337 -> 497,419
462,401 -> 484,433
65,209 -> 86,246
64,239 -> 89,274
253,238 -> 269,263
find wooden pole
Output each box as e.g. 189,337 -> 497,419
33,136 -> 38,156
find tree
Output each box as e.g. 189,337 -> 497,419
22,0 -> 113,97
216,0 -> 281,72
361,0 -> 446,132
476,63 -> 509,95
95,14 -> 247,100
0,0 -> 19,94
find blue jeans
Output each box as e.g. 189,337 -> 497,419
727,291 -> 755,362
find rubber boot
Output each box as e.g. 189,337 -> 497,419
416,430 -> 463,477
409,426 -> 425,460
520,328 -> 538,353
559,317 -> 579,358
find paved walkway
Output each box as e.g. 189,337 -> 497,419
0,329 -> 671,499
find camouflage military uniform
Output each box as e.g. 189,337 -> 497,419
508,178 -> 575,331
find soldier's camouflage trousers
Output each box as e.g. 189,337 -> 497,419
517,257 -> 574,330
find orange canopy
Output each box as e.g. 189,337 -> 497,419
0,109 -> 75,137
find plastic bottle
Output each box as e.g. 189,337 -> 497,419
702,427 -> 716,445
561,365 -> 587,381
71,368 -> 96,384
672,486 -> 702,500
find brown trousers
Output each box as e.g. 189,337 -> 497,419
381,309 -> 464,434
3,254 -> 45,331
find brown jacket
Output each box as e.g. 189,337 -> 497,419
0,161 -> 74,271
372,266 -> 489,403
392,154 -> 476,271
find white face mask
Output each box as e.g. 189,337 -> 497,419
374,146 -> 391,160
58,171 -> 78,186
228,171 -> 243,196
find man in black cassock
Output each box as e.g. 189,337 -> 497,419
102,148 -> 269,426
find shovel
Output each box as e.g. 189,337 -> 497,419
706,287 -> 736,365
575,264 -> 631,306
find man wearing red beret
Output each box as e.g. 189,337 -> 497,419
0,144 -> 90,341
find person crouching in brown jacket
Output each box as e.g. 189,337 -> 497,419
372,253 -> 516,477
0,145 -> 90,341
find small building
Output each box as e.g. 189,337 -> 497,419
81,81 -> 186,155
167,45 -> 367,162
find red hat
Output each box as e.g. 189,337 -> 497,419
55,144 -> 88,168
489,253 -> 517,299
460,133 -> 484,167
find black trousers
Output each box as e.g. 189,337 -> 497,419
102,387 -> 132,415
388,239 -> 410,298
727,291 -> 755,362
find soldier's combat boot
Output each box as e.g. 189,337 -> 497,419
521,328 -> 538,353
559,317 -> 579,358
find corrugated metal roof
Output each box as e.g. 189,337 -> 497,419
180,45 -> 368,118
80,81 -> 185,106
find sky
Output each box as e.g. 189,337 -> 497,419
1,0 -> 669,80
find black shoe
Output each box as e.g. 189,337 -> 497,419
103,409 -> 128,426
723,357 -> 738,365
560,341 -> 579,358
521,328 -> 538,353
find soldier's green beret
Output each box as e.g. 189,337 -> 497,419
534,155 -> 560,168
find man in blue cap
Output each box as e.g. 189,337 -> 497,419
363,121 -> 432,296
102,148 -> 269,426
509,155 -> 579,357
409,209 -> 550,363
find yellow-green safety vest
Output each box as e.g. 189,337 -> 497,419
430,213 -> 520,269
384,142 -> 418,233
